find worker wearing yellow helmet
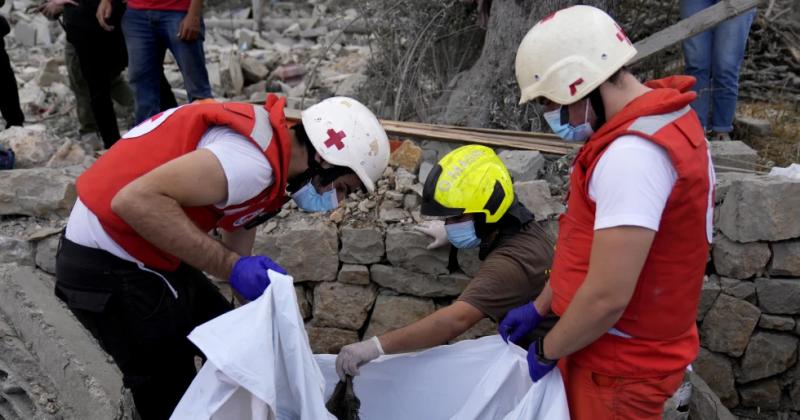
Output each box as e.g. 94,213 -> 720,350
336,145 -> 555,379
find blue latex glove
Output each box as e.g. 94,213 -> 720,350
498,302 -> 542,344
229,256 -> 287,301
527,338 -> 557,383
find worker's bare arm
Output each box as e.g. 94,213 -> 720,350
111,149 -> 239,279
379,301 -> 485,354
221,227 -> 257,257
543,225 -> 655,360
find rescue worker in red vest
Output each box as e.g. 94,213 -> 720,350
54,94 -> 390,419
498,6 -> 715,419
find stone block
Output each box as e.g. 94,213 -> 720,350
420,140 -> 455,163
456,247 -> 481,278
306,326 -> 358,354
364,293 -> 435,337
687,372 -> 737,420
0,264 -> 133,419
693,347 -> 739,408
393,168 -> 416,193
788,381 -> 800,411
0,125 -> 56,168
389,140 -> 423,173
712,235 -> 770,279
385,227 -> 449,275
738,332 -> 798,383
755,278 -> 800,315
770,240 -> 800,277
714,172 -> 753,204
241,56 -> 269,84
46,140 -> 89,169
700,294 -> 760,357
718,176 -> 800,242
370,265 -> 468,297
34,235 -> 59,275
0,236 -> 33,266
498,150 -> 545,182
379,207 -> 410,223
295,285 -> 311,319
334,73 -> 367,97
35,58 -> 62,88
338,264 -> 370,285
738,379 -> 781,410
514,180 -> 565,221
719,277 -> 756,304
0,168 -> 76,217
253,213 -> 338,282
403,194 -> 421,211
735,116 -> 771,136
418,161 -> 434,184
12,20 -> 36,47
339,225 -> 384,264
697,275 -> 721,322
709,140 -> 758,172
758,314 -> 795,331
313,282 -> 377,330
452,318 -> 497,343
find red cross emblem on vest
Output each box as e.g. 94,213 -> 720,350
324,129 -> 347,150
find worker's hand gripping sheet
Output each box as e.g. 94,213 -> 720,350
171,271 -> 569,420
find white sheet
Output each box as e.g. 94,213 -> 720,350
171,271 -> 569,420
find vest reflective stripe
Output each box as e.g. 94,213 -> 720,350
250,106 -> 274,150
627,106 -> 691,134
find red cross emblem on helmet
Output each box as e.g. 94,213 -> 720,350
324,129 -> 347,150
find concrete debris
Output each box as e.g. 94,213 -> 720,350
0,168 -> 76,217
364,293 -> 436,338
735,115 -> 772,136
693,347 -> 739,407
0,236 -> 34,266
389,140 -> 423,173
306,326 -> 358,354
700,294 -> 760,357
337,264 -> 370,285
313,282 -> 377,330
711,234 -> 770,279
0,125 -> 55,168
737,332 -> 798,383
253,213 -> 338,282
718,176 -> 800,242
754,277 -> 800,315
339,225 -> 384,264
769,239 -> 800,276
385,227 -> 449,275
709,140 -> 759,172
513,180 -> 565,221
498,150 -> 545,182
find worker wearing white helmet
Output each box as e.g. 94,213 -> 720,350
55,94 -> 389,418
501,6 -> 714,419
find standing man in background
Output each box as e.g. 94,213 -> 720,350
0,0 -> 24,130
681,0 -> 756,141
97,0 -> 212,124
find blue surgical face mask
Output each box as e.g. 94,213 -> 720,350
292,182 -> 338,213
544,101 -> 594,142
445,220 -> 481,249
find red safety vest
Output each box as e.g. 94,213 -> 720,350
77,94 -> 292,271
550,76 -> 713,377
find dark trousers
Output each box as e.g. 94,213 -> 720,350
65,24 -> 128,148
0,38 -> 24,128
55,237 -> 232,420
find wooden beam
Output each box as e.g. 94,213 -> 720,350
631,0 -> 762,65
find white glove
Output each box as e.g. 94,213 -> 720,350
414,220 -> 449,250
335,336 -> 384,380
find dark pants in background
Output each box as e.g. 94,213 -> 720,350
55,237 -> 232,419
0,34 -> 24,128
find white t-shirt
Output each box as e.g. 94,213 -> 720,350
588,135 -> 678,232
65,127 -> 273,264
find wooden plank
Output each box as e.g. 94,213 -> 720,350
631,0 -> 762,65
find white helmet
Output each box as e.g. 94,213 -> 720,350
515,5 -> 637,105
301,97 -> 390,193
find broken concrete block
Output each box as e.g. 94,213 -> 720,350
389,140 -> 423,173
241,56 -> 269,84
17,83 -> 47,113
711,234 -> 770,279
693,347 -> 738,408
718,176 -> 800,242
220,49 -> 244,96
12,20 -> 36,47
718,277 -> 756,304
758,314 -> 795,332
769,240 -> 800,277
253,213 -> 338,282
709,140 -> 758,173
498,150 -> 545,182
737,331 -> 798,383
687,372 -> 737,420
272,64 -> 305,82
385,226 -> 449,275
334,73 -> 367,97
379,207 -> 409,223
312,282 -> 377,330
0,236 -> 33,266
513,180 -> 565,221
34,234 -> 59,274
393,168 -> 416,193
0,168 -> 76,217
418,161 -> 433,184
700,294 -> 760,357
0,125 -> 56,168
735,116 -> 771,136
339,225 -> 383,264
755,277 -> 800,315
0,264 -> 134,419
337,264 -> 370,285
35,58 -> 62,87
46,140 -> 88,168
364,293 -> 436,338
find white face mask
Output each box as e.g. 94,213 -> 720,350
544,101 -> 595,142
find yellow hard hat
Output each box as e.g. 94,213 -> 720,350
421,145 -> 514,223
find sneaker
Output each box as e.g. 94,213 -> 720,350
709,131 -> 731,141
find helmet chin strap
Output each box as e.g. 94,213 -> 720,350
588,88 -> 606,130
286,136 -> 355,193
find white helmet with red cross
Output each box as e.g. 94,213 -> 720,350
301,97 -> 390,193
515,5 -> 637,105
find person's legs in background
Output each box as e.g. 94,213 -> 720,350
65,41 -> 98,135
0,37 -> 25,128
709,8 -> 755,138
158,11 -> 213,102
680,0 -> 715,131
123,8 -> 168,124
159,70 -> 178,110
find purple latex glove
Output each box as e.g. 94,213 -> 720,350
527,338 -> 557,383
498,302 -> 542,344
229,255 -> 287,301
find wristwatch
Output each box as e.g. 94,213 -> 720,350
534,336 -> 558,365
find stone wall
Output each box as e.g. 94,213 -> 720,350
0,136 -> 798,418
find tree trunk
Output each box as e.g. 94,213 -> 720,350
436,0 -> 617,130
